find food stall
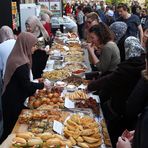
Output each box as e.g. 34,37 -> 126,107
4,32 -> 112,148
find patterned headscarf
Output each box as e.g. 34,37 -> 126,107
124,36 -> 145,60
110,21 -> 127,44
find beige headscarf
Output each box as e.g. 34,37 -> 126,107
3,32 -> 38,94
0,26 -> 14,43
40,13 -> 50,23
25,16 -> 49,41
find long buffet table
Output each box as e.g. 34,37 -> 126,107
4,33 -> 112,148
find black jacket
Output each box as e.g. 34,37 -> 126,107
117,35 -> 126,62
32,50 -> 49,79
125,70 -> 148,129
1,64 -> 44,141
87,55 -> 145,114
132,106 -> 148,148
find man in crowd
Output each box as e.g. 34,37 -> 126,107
117,3 -> 143,43
140,8 -> 148,29
131,1 -> 141,17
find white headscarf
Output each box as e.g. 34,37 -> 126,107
0,26 -> 14,43
124,36 -> 145,60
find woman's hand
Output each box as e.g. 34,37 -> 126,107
121,130 -> 135,142
44,79 -> 53,90
116,137 -> 132,148
87,43 -> 95,53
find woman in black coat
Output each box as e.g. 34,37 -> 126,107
0,32 -> 44,142
116,39 -> 148,148
25,16 -> 50,79
122,23 -> 148,129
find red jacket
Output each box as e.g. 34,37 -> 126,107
43,22 -> 53,37
65,5 -> 72,15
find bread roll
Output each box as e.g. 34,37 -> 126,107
69,136 -> 76,145
81,129 -> 94,136
16,132 -> 34,140
66,119 -> 78,127
67,124 -> 76,131
38,132 -> 53,141
83,136 -> 99,143
64,140 -> 73,148
53,134 -> 64,140
76,136 -> 84,142
46,138 -> 61,146
77,142 -> 89,148
87,140 -> 102,148
28,137 -> 43,146
12,137 -> 27,147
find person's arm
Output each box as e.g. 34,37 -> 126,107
15,64 -> 44,96
138,24 -> 143,43
87,72 -> 112,91
87,63 -> 125,92
116,137 -> 132,148
77,12 -> 83,25
88,47 -> 100,65
135,15 -> 143,43
95,46 -> 112,73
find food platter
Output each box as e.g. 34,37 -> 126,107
42,69 -> 71,81
65,55 -> 84,63
11,107 -> 111,148
63,62 -> 87,73
27,88 -> 64,109
63,76 -> 86,87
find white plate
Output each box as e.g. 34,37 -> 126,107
54,81 -> 67,87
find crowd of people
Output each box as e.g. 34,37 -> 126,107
0,1 -> 148,148
63,1 -> 148,148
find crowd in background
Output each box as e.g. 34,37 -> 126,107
0,1 -> 148,148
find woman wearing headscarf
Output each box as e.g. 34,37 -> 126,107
40,13 -> 53,37
87,36 -> 145,147
0,26 -> 16,78
123,26 -> 148,131
110,21 -> 127,62
0,32 -> 44,142
0,26 -> 15,141
25,16 -> 50,79
116,39 -> 148,148
40,4 -> 53,17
